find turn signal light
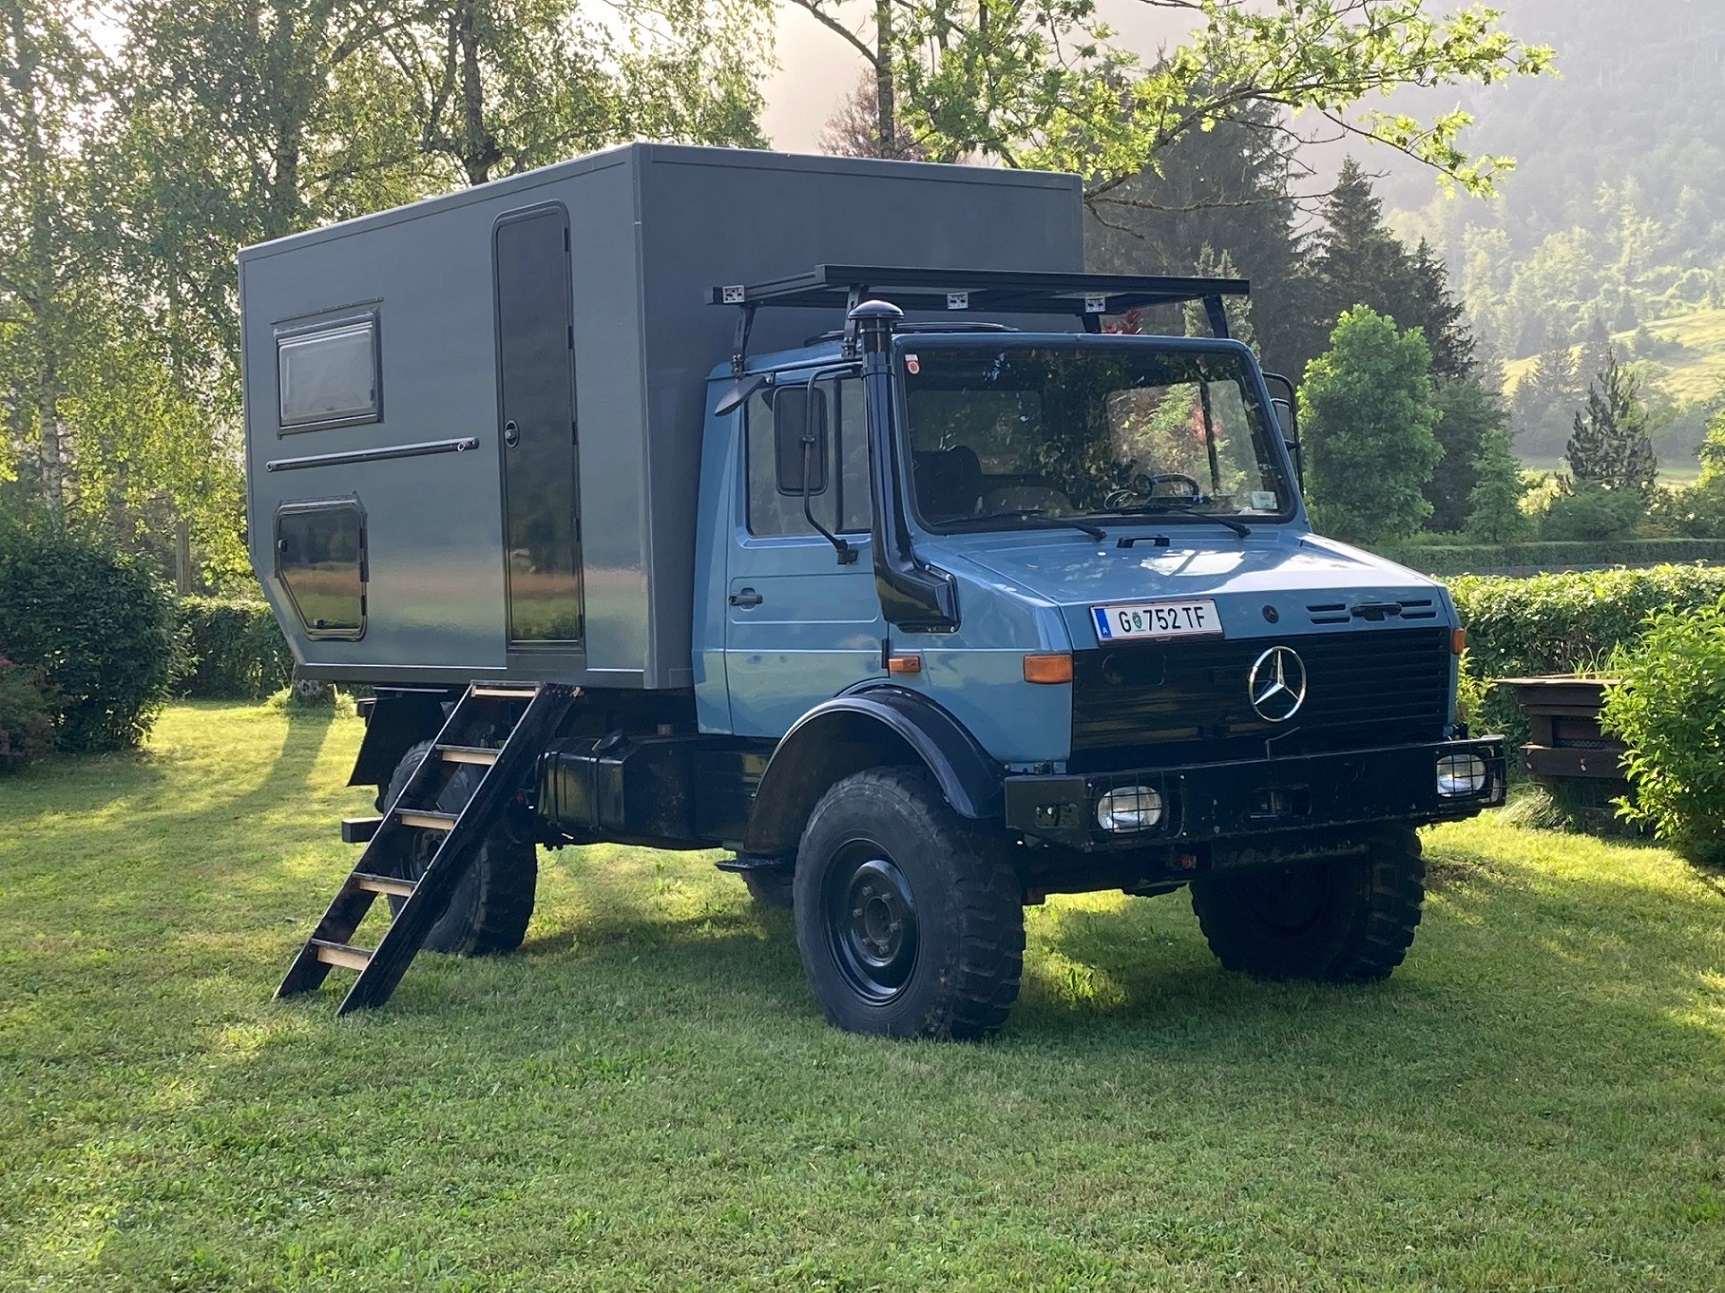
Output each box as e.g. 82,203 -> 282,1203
886,654 -> 922,675
1023,653 -> 1073,684
1451,627 -> 1467,655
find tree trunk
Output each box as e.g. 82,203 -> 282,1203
457,1 -> 501,184
175,518 -> 193,593
874,0 -> 894,159
36,368 -> 63,522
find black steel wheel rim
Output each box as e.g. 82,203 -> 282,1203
822,844 -> 919,1004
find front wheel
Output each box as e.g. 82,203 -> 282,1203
793,766 -> 1024,1040
1189,826 -> 1425,983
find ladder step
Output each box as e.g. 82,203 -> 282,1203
311,940 -> 373,971
438,744 -> 498,765
351,872 -> 416,898
397,809 -> 458,831
470,685 -> 541,698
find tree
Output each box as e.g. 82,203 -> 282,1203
1425,373 -> 1509,533
1312,159 -> 1474,379
821,69 -> 924,159
1566,350 -> 1656,496
1300,307 -> 1442,544
0,0 -> 102,520
1462,426 -> 1535,542
789,0 -> 1550,195
1084,99 -> 1321,376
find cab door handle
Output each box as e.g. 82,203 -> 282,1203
729,588 -> 763,608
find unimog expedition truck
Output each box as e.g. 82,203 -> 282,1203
244,143 -> 1506,1038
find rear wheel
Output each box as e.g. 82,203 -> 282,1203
793,766 -> 1023,1039
379,740 -> 537,956
1189,826 -> 1424,983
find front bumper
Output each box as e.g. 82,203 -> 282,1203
1004,736 -> 1507,851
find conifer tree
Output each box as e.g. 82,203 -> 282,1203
1567,350 -> 1657,496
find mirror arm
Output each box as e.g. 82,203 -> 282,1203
802,435 -> 855,564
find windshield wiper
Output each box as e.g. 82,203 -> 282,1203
1103,501 -> 1251,538
956,509 -> 1107,541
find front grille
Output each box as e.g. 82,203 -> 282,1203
1070,626 -> 1450,768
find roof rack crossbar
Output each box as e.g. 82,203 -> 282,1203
710,263 -> 1250,367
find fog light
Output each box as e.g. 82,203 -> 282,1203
1437,753 -> 1488,797
1096,785 -> 1163,832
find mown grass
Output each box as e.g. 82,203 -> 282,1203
2,701 -> 1723,1290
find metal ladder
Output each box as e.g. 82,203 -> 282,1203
276,681 -> 576,1014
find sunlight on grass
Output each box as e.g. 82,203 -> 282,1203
2,702 -> 1724,1290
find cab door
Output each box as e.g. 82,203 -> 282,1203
724,376 -> 882,737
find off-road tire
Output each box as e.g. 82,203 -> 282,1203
379,739 -> 537,956
741,868 -> 795,910
793,766 -> 1024,1039
1189,826 -> 1425,983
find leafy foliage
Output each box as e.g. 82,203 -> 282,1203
177,597 -> 294,700
1461,425 -> 1535,542
1378,539 -> 1725,575
1448,563 -> 1725,750
0,518 -> 179,751
0,657 -> 54,771
1600,594 -> 1725,864
1301,307 -> 1442,543
797,0 -> 1548,195
1538,478 -> 1646,542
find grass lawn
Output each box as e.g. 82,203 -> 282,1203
3,701 -> 1724,1290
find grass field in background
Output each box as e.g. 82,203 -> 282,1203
3,702 -> 1724,1290
1503,305 -> 1725,409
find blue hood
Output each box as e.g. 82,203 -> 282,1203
927,528 -> 1452,648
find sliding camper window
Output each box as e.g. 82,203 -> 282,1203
276,312 -> 381,431
276,499 -> 366,639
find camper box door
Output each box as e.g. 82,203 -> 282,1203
494,202 -> 584,649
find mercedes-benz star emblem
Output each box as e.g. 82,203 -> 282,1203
1247,645 -> 1307,722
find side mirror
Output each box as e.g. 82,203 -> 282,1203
774,387 -> 828,496
1269,397 -> 1294,439
1263,372 -> 1304,492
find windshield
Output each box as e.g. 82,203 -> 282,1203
899,342 -> 1293,530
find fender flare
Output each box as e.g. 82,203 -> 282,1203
742,685 -> 1004,857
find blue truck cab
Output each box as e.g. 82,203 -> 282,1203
679,268 -> 1505,1036
246,148 -> 1504,1033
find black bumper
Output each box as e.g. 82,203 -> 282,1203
1004,736 -> 1507,851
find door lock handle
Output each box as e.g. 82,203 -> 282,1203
503,420 -> 520,448
729,588 -> 763,608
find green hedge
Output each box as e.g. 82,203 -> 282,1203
177,597 -> 295,700
1380,539 -> 1725,576
0,520 -> 179,752
1448,564 -> 1725,748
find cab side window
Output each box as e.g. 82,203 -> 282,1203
745,377 -> 871,537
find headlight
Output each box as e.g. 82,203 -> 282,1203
1096,785 -> 1164,832
1437,753 -> 1488,797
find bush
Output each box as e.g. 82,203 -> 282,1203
178,597 -> 294,700
1375,538 -> 1725,575
0,519 -> 180,752
1538,480 -> 1646,541
1600,595 -> 1725,864
0,657 -> 54,771
1447,565 -> 1725,748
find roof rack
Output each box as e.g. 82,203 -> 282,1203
710,264 -> 1250,371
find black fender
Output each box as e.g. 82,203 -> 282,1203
742,685 -> 1003,858
348,687 -> 454,791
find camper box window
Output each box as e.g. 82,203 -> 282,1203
276,499 -> 367,639
276,312 -> 381,431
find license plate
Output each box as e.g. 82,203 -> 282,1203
1092,598 -> 1223,642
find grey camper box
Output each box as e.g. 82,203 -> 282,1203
241,143 -> 1084,691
